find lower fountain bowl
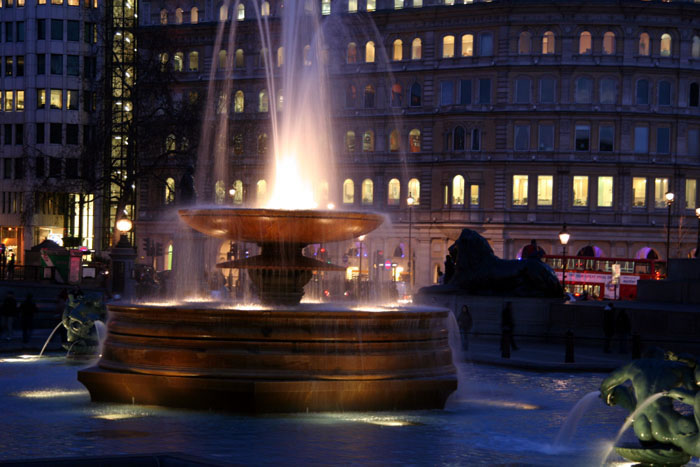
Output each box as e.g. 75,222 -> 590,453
78,303 -> 458,413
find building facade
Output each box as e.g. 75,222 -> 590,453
132,0 -> 700,291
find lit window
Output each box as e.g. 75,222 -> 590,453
50,89 -> 62,109
412,38 -> 422,60
174,52 -> 184,71
345,131 -> 356,152
537,175 -> 553,206
453,175 -> 465,206
470,185 -> 479,206
573,176 -> 588,206
188,51 -> 199,71
237,3 -> 245,20
603,31 -> 615,55
639,33 -> 650,56
37,89 -> 46,109
214,180 -> 225,204
412,0 -> 421,7
165,133 -> 176,152
408,178 -> 420,205
348,0 -> 357,12
165,178 -> 175,204
391,82 -> 403,107
361,179 -> 373,205
233,180 -> 243,204
219,4 -> 228,21
393,39 -> 403,61
261,1 -> 270,16
409,129 -> 420,153
598,176 -> 613,207
257,133 -> 268,155
388,178 -> 400,205
685,179 -> 696,210
518,31 -> 531,55
347,42 -> 357,64
4,91 -> 13,111
394,0 -> 402,9
632,177 -> 646,207
512,175 -> 528,206
660,33 -> 672,57
442,35 -> 454,58
343,179 -> 354,204
258,89 -> 269,112
277,47 -> 284,67
654,178 -> 669,208
175,8 -> 183,24
191,7 -> 199,23
219,50 -> 227,70
16,90 -> 24,111
235,49 -> 245,68
575,125 -> 590,151
542,31 -> 555,54
389,129 -> 400,151
461,34 -> 473,57
160,9 -> 168,24
322,0 -> 331,15
634,126 -> 649,154
365,41 -> 375,63
362,130 -> 374,152
234,91 -> 244,113
366,0 -> 375,11
578,31 -> 592,54
233,134 -> 244,155
257,180 -> 267,203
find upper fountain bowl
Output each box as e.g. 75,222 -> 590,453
178,207 -> 385,244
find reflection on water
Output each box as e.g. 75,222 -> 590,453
0,356 -> 634,466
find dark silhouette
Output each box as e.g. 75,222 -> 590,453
178,165 -> 197,205
20,293 -> 37,344
457,305 -> 473,351
500,301 -> 518,352
1,291 -> 17,339
443,254 -> 455,285
7,253 -> 15,279
522,239 -> 545,261
616,307 -> 632,354
603,303 -> 615,353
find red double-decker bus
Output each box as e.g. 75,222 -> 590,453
543,255 -> 666,300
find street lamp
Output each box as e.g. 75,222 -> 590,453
358,234 -> 365,300
229,187 -> 237,204
558,224 -> 570,293
665,191 -> 675,261
695,207 -> 700,259
115,217 -> 133,247
111,215 -> 136,298
407,193 -> 415,290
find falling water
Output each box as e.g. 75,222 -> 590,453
444,311 -> 466,403
94,320 -> 107,357
552,390 -> 601,447
599,392 -> 667,466
38,322 -> 63,358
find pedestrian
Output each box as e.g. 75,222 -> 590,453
457,305 -> 473,351
1,291 -> 17,340
443,254 -> 455,285
20,293 -> 37,344
615,307 -> 632,354
500,301 -> 518,352
603,302 -> 615,353
7,253 -> 15,280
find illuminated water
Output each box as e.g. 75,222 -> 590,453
0,355 -> 637,465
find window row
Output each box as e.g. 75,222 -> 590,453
0,89 -> 24,111
0,22 -> 25,42
509,175 -> 698,210
35,19 -> 97,44
0,156 -> 81,180
2,55 -> 24,76
35,54 -> 92,77
344,128 -> 422,153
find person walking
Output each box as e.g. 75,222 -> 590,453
603,303 -> 615,353
20,293 -> 37,344
457,305 -> 473,351
6,253 -> 15,280
1,291 -> 18,340
500,301 -> 518,353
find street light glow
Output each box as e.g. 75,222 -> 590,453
665,191 -> 675,205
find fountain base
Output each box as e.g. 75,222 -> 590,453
78,303 -> 457,412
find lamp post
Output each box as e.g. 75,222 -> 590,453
110,216 -> 136,298
229,187 -> 237,204
558,224 -> 570,293
665,191 -> 675,261
407,193 -> 415,290
358,235 -> 365,300
695,207 -> 700,259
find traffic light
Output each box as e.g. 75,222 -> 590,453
376,250 -> 384,267
142,237 -> 151,255
155,242 -> 163,257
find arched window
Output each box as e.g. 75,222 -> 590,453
388,179 -> 400,205
452,175 -> 465,205
277,47 -> 284,67
190,7 -> 199,23
471,128 -> 480,151
347,42 -> 358,63
346,84 -> 357,107
518,31 -> 531,55
175,8 -> 183,24
303,45 -> 312,66
365,41 -> 375,63
235,49 -> 245,68
411,38 -> 422,60
603,31 -> 615,55
658,80 -> 671,106
258,89 -> 269,112
454,126 -> 465,151
257,180 -> 267,203
410,82 -> 421,106
362,130 -> 374,152
364,85 -> 375,108
639,33 -> 650,56
165,133 -> 176,152
237,3 -> 245,20
690,82 -> 699,107
393,39 -> 403,61
188,51 -> 199,71
166,244 -> 173,270
214,180 -> 226,204
367,0 -> 376,11
409,129 -> 421,153
233,134 -> 244,155
218,50 -> 227,70
345,131 -> 356,152
234,90 -> 244,113
233,180 -> 243,204
461,34 -> 473,57
321,0 -> 331,15
348,0 -> 357,12
660,33 -> 672,57
160,8 -> 168,24
343,179 -> 354,204
261,1 -> 270,16
219,4 -> 228,21
361,179 -> 373,205
579,31 -> 592,54
693,36 -> 700,59
389,129 -> 400,151
408,178 -> 420,205
173,52 -> 184,71
165,178 -> 175,204
542,31 -> 555,54
257,133 -> 268,155
391,82 -> 403,107
442,35 -> 455,58
575,77 -> 593,104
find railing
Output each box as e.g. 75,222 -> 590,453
0,265 -> 57,282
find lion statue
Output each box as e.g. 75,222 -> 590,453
62,290 -> 107,356
420,229 -> 563,298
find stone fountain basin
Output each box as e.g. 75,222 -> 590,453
178,208 -> 386,244
78,303 -> 457,413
